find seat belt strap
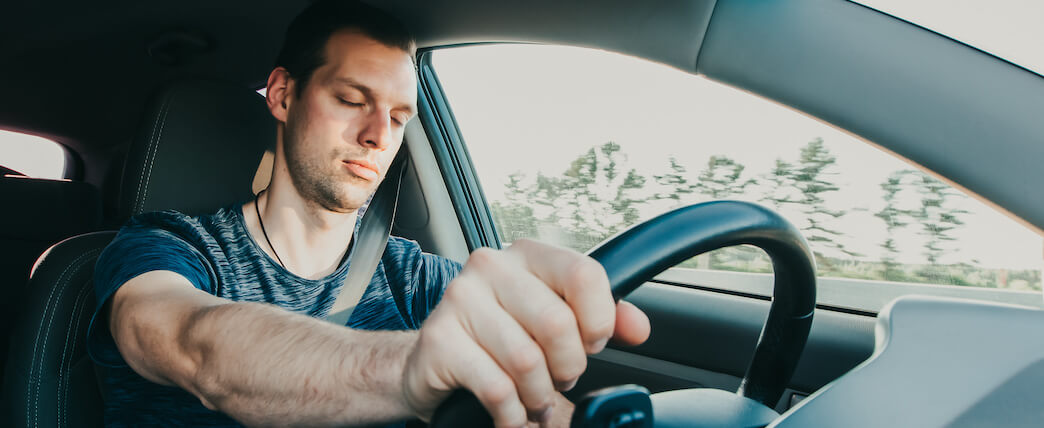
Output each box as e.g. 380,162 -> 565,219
325,155 -> 407,325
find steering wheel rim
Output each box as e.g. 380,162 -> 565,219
430,200 -> 817,427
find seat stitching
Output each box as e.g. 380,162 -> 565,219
26,248 -> 101,427
136,99 -> 169,214
133,94 -> 172,215
136,93 -> 175,214
31,249 -> 99,428
25,249 -> 96,424
57,280 -> 91,428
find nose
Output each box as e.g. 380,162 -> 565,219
357,108 -> 394,151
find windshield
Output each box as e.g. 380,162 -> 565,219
855,0 -> 1044,76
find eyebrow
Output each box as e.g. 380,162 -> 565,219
332,77 -> 417,117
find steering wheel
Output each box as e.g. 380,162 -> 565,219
429,200 -> 817,427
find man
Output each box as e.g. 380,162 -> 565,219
86,1 -> 650,427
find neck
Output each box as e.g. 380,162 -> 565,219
248,180 -> 358,280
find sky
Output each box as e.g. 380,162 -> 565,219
431,36 -> 1042,270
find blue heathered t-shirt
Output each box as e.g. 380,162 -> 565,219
86,204 -> 462,427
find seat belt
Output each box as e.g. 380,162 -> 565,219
325,155 -> 408,325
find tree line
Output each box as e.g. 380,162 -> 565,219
490,139 -> 1041,291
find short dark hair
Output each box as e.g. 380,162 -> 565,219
274,0 -> 416,97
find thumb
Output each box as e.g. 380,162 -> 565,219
610,300 -> 650,346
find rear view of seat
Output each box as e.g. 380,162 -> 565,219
0,176 -> 102,381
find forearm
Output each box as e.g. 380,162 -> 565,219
176,301 -> 417,426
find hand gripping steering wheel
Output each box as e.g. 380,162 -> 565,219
429,201 -> 817,427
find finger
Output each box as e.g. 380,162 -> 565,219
454,273 -> 559,422
610,300 -> 651,346
504,240 -> 616,353
447,330 -> 529,428
465,251 -> 588,391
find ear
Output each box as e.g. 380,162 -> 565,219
265,67 -> 294,123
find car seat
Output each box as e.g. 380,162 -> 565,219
1,79 -> 275,427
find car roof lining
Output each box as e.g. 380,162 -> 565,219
383,0 -> 716,72
0,0 -> 714,152
0,0 -> 309,154
3,0 -> 1044,234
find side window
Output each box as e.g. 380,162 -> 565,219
430,44 -> 1043,311
0,129 -> 68,179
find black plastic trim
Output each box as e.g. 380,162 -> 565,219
650,278 -> 879,318
416,50 -> 501,250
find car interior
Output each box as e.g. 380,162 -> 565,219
2,0 -> 1043,427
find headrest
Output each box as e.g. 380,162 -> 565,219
0,176 -> 101,241
119,80 -> 274,219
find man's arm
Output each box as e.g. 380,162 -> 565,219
109,270 -> 418,426
112,239 -> 649,427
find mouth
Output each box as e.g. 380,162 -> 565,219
342,159 -> 380,181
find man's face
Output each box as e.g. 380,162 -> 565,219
282,30 -> 417,213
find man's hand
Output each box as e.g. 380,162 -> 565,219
401,239 -> 651,427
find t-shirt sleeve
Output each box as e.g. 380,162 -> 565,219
86,219 -> 214,368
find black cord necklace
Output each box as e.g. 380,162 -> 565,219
254,190 -> 287,268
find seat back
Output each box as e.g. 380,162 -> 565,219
1,80 -> 274,427
0,177 -> 102,384
2,232 -> 114,427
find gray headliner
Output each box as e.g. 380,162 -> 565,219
379,0 -> 716,73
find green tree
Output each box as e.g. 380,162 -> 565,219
760,158 -> 797,210
874,170 -> 916,281
493,142 -> 652,252
693,155 -> 757,199
762,138 -> 856,272
655,155 -> 755,204
555,142 -> 648,248
491,172 -> 539,243
652,157 -> 697,207
911,172 -> 969,282
655,155 -> 761,270
692,155 -> 758,268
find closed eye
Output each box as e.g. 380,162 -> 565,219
338,98 -> 363,107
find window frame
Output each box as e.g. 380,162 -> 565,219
416,49 -> 502,251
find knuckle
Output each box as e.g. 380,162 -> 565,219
586,315 -> 616,340
479,378 -> 516,407
507,346 -> 545,375
539,306 -> 577,338
555,354 -> 587,383
566,257 -> 607,292
468,247 -> 500,266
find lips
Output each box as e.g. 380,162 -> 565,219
342,159 -> 380,181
